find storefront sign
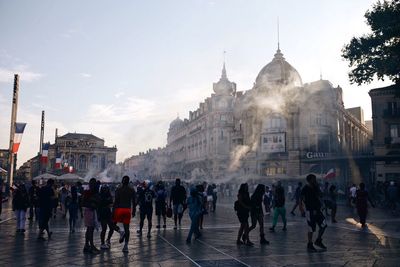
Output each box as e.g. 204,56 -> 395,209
306,152 -> 329,159
261,133 -> 285,153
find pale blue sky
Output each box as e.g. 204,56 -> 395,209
0,0 -> 390,166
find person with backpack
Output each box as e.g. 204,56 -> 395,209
38,179 -> 55,241
12,183 -> 30,233
137,180 -> 155,238
235,183 -> 253,246
155,181 -> 167,229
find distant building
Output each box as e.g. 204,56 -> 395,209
369,85 -> 400,182
19,132 -> 117,180
125,47 -> 373,186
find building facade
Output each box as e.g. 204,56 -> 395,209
19,132 -> 117,180
369,85 -> 400,182
125,48 -> 372,185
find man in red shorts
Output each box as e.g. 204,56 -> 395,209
113,176 -> 136,253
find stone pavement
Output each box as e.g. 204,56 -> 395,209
0,197 -> 399,267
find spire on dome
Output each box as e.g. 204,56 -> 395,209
221,51 -> 227,79
277,17 -> 280,51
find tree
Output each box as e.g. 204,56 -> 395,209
342,0 -> 400,86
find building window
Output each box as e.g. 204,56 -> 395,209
390,124 -> 400,144
78,155 -> 87,170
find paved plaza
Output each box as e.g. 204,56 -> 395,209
0,197 -> 399,267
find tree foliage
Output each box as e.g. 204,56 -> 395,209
342,0 -> 400,86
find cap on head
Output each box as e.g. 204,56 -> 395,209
175,178 -> 181,185
306,174 -> 316,183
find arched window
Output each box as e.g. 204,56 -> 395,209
78,155 -> 87,170
91,155 -> 98,169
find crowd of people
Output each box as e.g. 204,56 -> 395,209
2,174 -> 399,255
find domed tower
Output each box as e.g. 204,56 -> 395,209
254,48 -> 302,90
169,116 -> 184,131
213,63 -> 236,96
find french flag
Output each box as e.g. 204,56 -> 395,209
41,143 -> 50,164
324,168 -> 336,179
12,123 -> 27,154
55,153 -> 62,169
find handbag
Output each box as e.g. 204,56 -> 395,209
166,206 -> 173,218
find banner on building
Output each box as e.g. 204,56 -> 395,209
12,122 -> 27,154
41,143 -> 50,164
261,133 -> 286,153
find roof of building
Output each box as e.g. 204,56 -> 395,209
59,133 -> 104,141
255,48 -> 302,89
213,63 -> 236,95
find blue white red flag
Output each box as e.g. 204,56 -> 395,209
55,153 -> 62,169
41,143 -> 50,164
324,168 -> 336,179
12,122 -> 27,153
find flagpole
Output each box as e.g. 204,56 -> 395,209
39,111 -> 45,174
8,74 -> 19,187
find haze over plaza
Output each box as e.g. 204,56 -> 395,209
0,0 -> 391,166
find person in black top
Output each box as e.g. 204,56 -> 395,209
113,175 -> 136,253
356,183 -> 375,228
28,180 -> 39,220
270,181 -> 287,232
82,178 -> 101,254
249,184 -> 269,244
37,179 -> 55,240
300,174 -> 327,252
137,180 -> 155,238
12,183 -> 30,233
169,179 -> 187,229
290,182 -> 303,216
234,183 -> 253,246
98,185 -> 120,249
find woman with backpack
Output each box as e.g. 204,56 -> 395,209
249,184 -> 269,245
155,181 -> 167,229
186,186 -> 203,244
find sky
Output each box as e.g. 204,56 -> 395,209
0,0 -> 392,167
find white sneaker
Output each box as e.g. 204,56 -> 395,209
122,244 -> 128,253
100,244 -> 109,250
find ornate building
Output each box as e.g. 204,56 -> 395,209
20,132 -> 117,180
125,47 -> 372,185
369,85 -> 400,182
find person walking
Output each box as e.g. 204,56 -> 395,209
98,185 -> 119,249
270,181 -> 287,232
249,184 -> 269,244
82,178 -> 100,254
169,179 -> 187,229
263,186 -> 272,215
186,187 -> 203,244
329,185 -> 338,223
290,182 -> 303,216
234,183 -> 253,246
212,184 -> 218,212
137,180 -> 155,238
60,186 -> 69,219
113,175 -> 136,253
37,179 -> 55,240
28,180 -> 39,220
12,183 -> 30,233
67,185 -> 79,233
300,174 -> 327,252
155,181 -> 167,229
356,183 -> 375,228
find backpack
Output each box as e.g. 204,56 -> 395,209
234,200 -> 239,211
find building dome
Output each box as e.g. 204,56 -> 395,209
169,117 -> 184,130
255,49 -> 302,89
